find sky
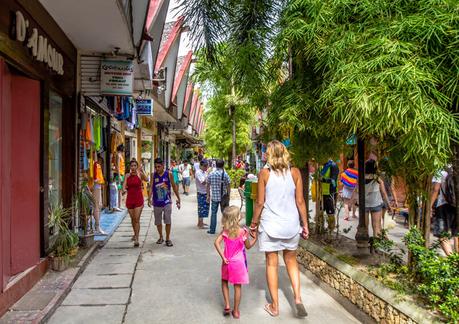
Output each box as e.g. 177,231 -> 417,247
166,0 -> 191,57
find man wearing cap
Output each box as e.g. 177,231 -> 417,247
148,158 -> 181,247
195,159 -> 209,229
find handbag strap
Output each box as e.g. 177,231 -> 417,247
220,169 -> 225,198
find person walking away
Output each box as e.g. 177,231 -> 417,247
93,154 -> 107,234
214,206 -> 257,319
179,160 -> 192,195
194,154 -> 203,174
249,140 -> 309,318
195,159 -> 210,229
431,167 -> 458,255
206,159 -> 231,234
122,160 -> 148,247
148,158 -> 181,247
171,160 -> 181,186
340,160 -> 358,221
364,159 -> 392,252
320,159 -> 340,231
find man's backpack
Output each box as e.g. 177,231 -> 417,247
441,172 -> 456,206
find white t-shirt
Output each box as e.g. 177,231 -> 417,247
194,162 -> 200,173
180,164 -> 192,178
195,168 -> 208,194
432,170 -> 448,207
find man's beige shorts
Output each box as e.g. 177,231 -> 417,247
154,204 -> 172,225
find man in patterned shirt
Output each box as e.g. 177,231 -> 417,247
206,159 -> 231,234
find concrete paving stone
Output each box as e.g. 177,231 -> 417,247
47,305 -> 125,324
73,274 -> 133,289
96,248 -> 141,257
10,290 -> 56,311
84,262 -> 136,275
104,241 -> 140,249
91,254 -> 139,265
62,288 -> 131,306
0,310 -> 38,324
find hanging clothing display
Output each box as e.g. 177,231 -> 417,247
94,115 -> 101,151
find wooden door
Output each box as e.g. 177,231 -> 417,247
0,59 -> 12,290
9,69 -> 41,275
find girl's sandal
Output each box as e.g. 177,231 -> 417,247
231,310 -> 240,319
223,308 -> 231,317
263,304 -> 278,317
295,303 -> 308,318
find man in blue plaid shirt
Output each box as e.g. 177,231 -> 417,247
206,159 -> 231,234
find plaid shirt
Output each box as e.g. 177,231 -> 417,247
207,169 -> 231,202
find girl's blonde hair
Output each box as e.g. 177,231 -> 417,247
266,140 -> 291,174
222,206 -> 241,238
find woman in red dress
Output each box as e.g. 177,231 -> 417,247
123,160 -> 148,247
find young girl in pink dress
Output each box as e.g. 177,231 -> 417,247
214,206 -> 257,319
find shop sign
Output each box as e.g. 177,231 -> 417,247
12,11 -> 64,75
136,99 -> 153,116
100,60 -> 134,95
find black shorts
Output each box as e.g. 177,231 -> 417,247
433,204 -> 458,238
323,194 -> 337,215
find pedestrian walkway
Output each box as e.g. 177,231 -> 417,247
48,184 -> 360,324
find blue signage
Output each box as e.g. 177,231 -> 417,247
136,99 -> 153,116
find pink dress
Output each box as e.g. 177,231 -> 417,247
221,228 -> 249,285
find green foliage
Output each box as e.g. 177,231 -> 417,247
48,200 -> 79,258
226,169 -> 246,188
73,186 -> 95,235
403,227 -> 459,322
193,47 -> 257,160
372,227 -> 459,322
276,0 -> 459,177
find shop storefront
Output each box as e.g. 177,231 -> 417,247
0,0 -> 77,314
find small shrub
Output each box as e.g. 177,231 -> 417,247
226,169 -> 246,188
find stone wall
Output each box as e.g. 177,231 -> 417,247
297,241 -> 440,324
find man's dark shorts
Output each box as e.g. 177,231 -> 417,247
433,204 -> 458,238
323,194 -> 337,215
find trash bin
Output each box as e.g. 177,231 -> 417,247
245,180 -> 258,225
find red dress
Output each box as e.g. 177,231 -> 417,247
126,174 -> 144,209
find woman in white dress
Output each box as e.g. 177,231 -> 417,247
249,140 -> 309,318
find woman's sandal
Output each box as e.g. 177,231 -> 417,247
344,217 -> 349,221
263,304 -> 279,317
165,240 -> 173,247
223,308 -> 231,317
156,238 -> 164,244
295,303 -> 308,318
133,241 -> 140,247
231,310 -> 240,319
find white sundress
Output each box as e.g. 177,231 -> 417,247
259,167 -> 302,252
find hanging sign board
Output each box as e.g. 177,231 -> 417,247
100,60 -> 134,95
136,99 -> 153,116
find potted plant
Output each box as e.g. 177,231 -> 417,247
48,200 -> 79,271
74,184 -> 96,247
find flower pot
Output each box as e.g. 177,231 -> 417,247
49,255 -> 69,272
79,234 -> 95,248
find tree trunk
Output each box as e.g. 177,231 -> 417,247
423,175 -> 432,247
300,162 -> 310,227
314,162 -> 324,234
454,143 -> 459,240
232,108 -> 236,169
355,136 -> 369,247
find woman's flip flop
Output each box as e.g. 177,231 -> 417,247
231,310 -> 240,319
263,304 -> 278,317
223,308 -> 231,317
295,303 -> 308,318
156,238 -> 164,244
